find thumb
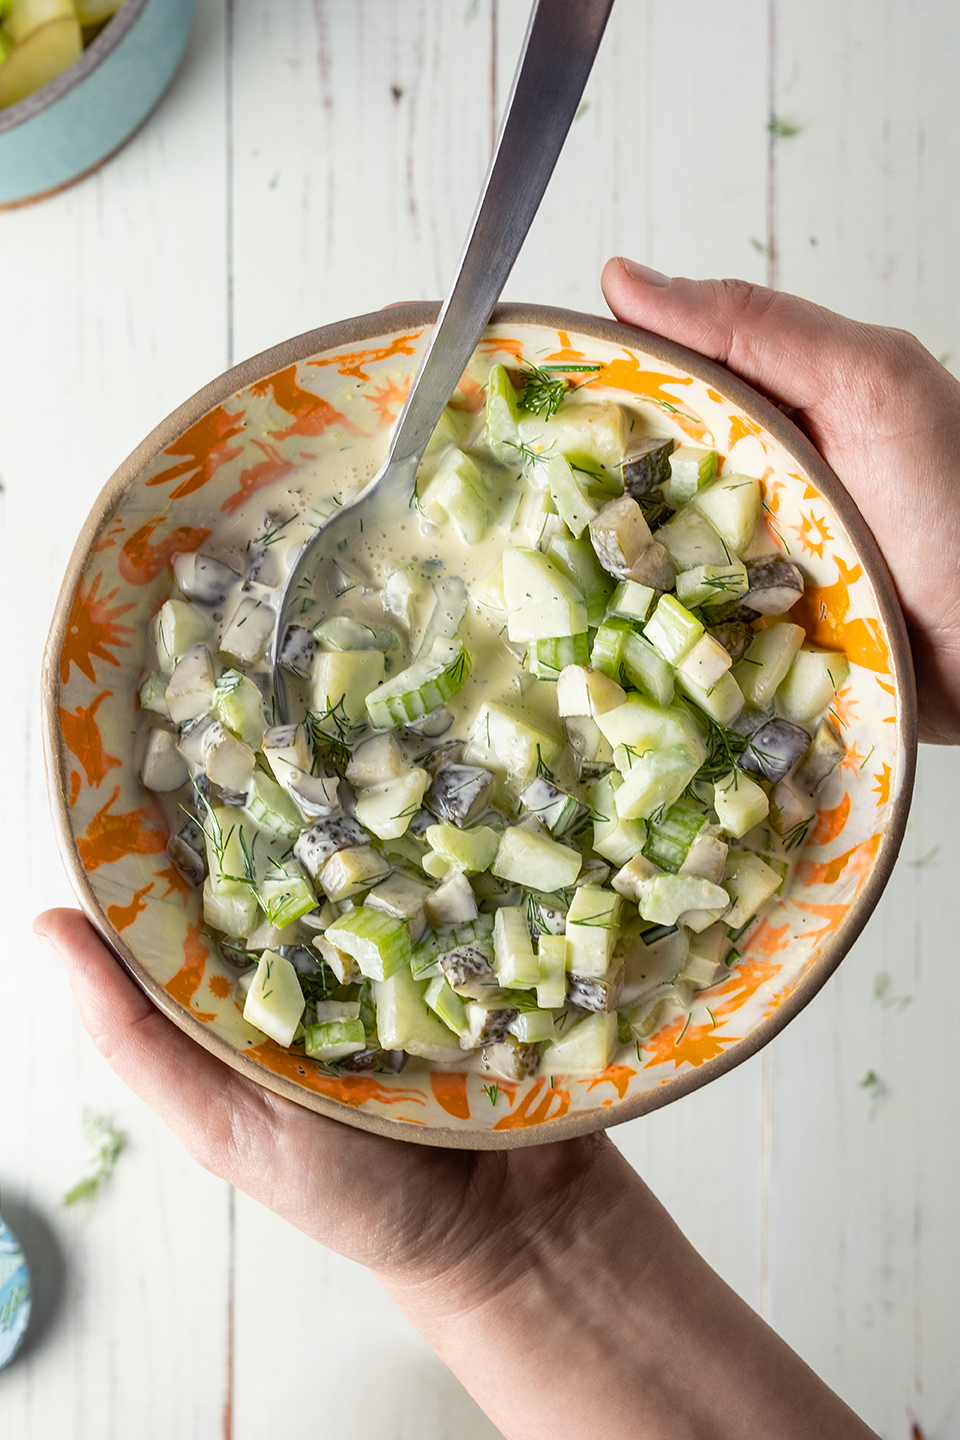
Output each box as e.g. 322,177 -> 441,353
600,257 -> 873,414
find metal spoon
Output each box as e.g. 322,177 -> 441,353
272,0 -> 614,721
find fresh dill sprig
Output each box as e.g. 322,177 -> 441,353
63,1110 -> 127,1209
482,1082 -> 500,1107
694,715 -> 749,784
782,814 -> 815,852
504,438 -> 552,468
519,363 -> 569,419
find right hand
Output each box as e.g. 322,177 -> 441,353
601,259 -> 960,744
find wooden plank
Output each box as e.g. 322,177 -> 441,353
0,3 -> 234,1435
768,2 -> 960,1434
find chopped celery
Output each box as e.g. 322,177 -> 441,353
365,639 -> 471,730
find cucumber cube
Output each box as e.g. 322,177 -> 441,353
502,547 -> 588,643
661,445 -> 717,506
355,769 -> 431,840
733,623 -> 805,709
657,507 -> 730,572
465,702 -> 562,781
547,535 -> 616,627
425,822 -> 500,875
139,671 -> 170,716
588,495 -> 652,579
676,633 -> 733,690
619,630 -> 675,706
324,908 -> 412,982
675,669 -> 745,727
519,776 -> 585,837
484,363 -> 523,455
675,561 -> 748,609
243,951 -> 305,1048
493,906 -> 539,987
607,579 -> 655,623
713,770 -> 769,839
537,935 -> 569,1009
723,850 -> 784,929
615,744 -> 704,821
492,826 -> 583,892
154,599 -> 212,675
318,845 -> 392,902
778,647 -> 850,723
643,800 -> 706,873
260,865 -> 317,930
544,1010 -> 617,1072
638,876 -> 729,927
589,771 -> 646,866
590,617 -> 631,679
518,399 -> 627,473
213,670 -> 267,748
545,454 -> 600,537
314,650 -> 386,727
566,886 -> 621,979
643,593 -> 703,664
220,597 -> 276,666
166,643 -> 216,725
690,473 -> 762,554
556,665 -> 626,719
262,722 -> 312,789
509,1008 -> 556,1043
424,976 -> 468,1036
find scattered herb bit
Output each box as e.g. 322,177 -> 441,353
482,1082 -> 500,1107
782,814 -> 814,852
504,438 -> 552,468
768,116 -> 802,138
63,1110 -> 127,1209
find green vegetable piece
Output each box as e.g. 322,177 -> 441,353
304,1018 -> 367,1061
243,951 -> 306,1047
547,535 -> 616,628
365,639 -> 471,730
484,363 -> 523,455
642,800 -> 706,873
324,908 -> 412,982
525,632 -> 589,679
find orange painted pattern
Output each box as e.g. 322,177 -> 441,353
59,691 -> 121,787
248,365 -> 358,442
307,331 -> 422,381
106,882 -> 153,933
599,355 -> 708,440
792,557 -> 891,674
642,1017 -> 740,1070
492,1077 -> 570,1130
155,864 -> 192,904
872,763 -> 892,806
118,517 -> 213,586
365,376 -> 411,425
163,922 -> 216,1022
810,793 -> 851,846
220,439 -> 298,516
585,1064 -> 636,1100
797,833 -> 881,889
146,404 -> 246,499
76,786 -> 167,871
208,974 -> 233,1000
430,1071 -> 471,1120
68,771 -> 81,806
60,572 -> 135,683
248,1042 -> 425,1109
790,901 -> 851,943
728,413 -> 765,447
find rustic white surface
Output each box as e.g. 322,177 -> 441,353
1,2 -> 958,1437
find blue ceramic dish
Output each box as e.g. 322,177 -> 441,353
0,0 -> 196,209
0,1218 -> 30,1369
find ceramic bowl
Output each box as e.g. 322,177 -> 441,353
43,303 -> 917,1148
0,0 -> 196,209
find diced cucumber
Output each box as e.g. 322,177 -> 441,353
596,693 -> 706,761
493,906 -> 539,987
638,875 -> 729,926
566,886 -> 621,979
314,650 -> 386,727
589,771 -> 646,866
545,454 -> 599,537
675,668 -> 745,727
643,593 -> 703,664
317,845 -> 391,902
517,399 -> 626,473
657,506 -> 730,572
139,671 -> 170,716
472,559 -> 506,614
465,702 -> 562,782
619,630 -> 675,706
733,622 -> 805,709
615,743 -> 704,821
424,976 -> 468,1036
547,535 -> 617,628
543,1010 -> 617,1072
140,728 -> 189,792
537,934 -> 568,1009
365,639 -> 470,730
304,1017 -> 367,1060
723,850 -> 783,929
509,1008 -> 556,1043
166,644 -> 216,725
434,451 -> 495,544
689,473 -> 762,554
590,617 -> 631,679
154,599 -> 212,675
661,445 -> 717,506
556,664 -> 626,719
373,966 -> 463,1063
778,647 -> 850,723
324,908 -> 412,982
492,825 -> 583,892
355,769 -> 431,840
262,722 -> 312,788
220,597 -> 276,666
610,851 -> 662,903
214,670 -> 267,748
424,823 -> 500,875
675,561 -> 748,608
314,616 -> 398,652
382,564 -> 422,629
713,770 -> 769,839
259,863 -> 317,930
676,633 -> 733,690
519,776 -> 585,837
525,632 -> 590,679
243,770 -> 302,838
484,363 -> 523,456
607,579 -> 655,623
643,800 -> 706,873
243,951 -> 305,1047
502,547 -> 588,643
588,496 -> 652,579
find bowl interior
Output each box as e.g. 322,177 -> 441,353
44,303 -> 916,1147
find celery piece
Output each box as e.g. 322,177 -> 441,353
244,770 -> 302,839
619,629 -> 675,706
303,1018 -> 367,1060
502,547 -> 588,643
642,801 -> 707,874
643,593 -> 704,664
607,579 -> 655,624
324,908 -> 412,982
537,935 -> 568,1010
548,535 -> 616,628
493,906 -> 540,987
365,639 -> 471,730
492,827 -> 583,893
590,617 -> 631,680
525,632 -> 590,680
243,951 -> 305,1047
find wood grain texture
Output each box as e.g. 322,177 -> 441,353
1,1 -> 957,1436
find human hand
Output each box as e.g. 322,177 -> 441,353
601,258 -> 960,745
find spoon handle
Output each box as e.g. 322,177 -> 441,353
385,0 -> 615,471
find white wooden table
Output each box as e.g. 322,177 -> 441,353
2,3 -> 959,1436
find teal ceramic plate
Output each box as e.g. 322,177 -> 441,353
0,1218 -> 30,1368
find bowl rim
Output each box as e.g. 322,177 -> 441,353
42,301 -> 918,1149
0,0 -> 149,136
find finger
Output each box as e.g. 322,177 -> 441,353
600,257 -> 871,413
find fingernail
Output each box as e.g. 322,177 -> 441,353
620,258 -> 672,288
33,923 -> 65,969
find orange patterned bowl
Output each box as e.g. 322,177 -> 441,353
43,303 -> 917,1148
